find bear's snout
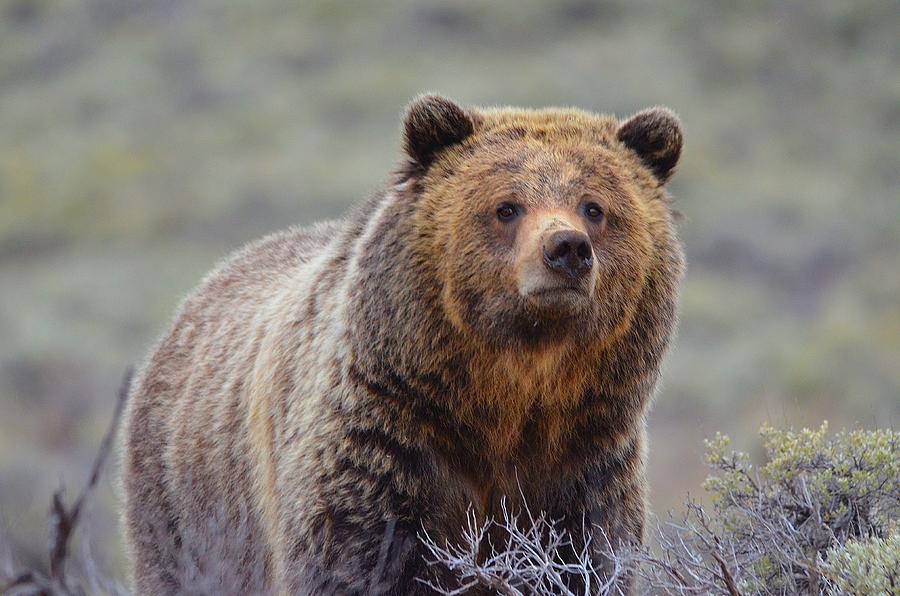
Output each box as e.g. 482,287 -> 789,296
542,229 -> 593,279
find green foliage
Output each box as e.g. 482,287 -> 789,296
823,533 -> 900,595
675,423 -> 900,594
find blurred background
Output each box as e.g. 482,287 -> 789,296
1,0 -> 898,580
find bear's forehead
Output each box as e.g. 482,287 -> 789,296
449,112 -> 626,203
475,107 -> 620,146
417,108 -> 643,213
464,148 -> 623,203
465,109 -> 624,179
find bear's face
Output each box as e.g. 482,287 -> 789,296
401,96 -> 683,351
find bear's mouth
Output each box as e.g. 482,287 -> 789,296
528,285 -> 587,298
524,285 -> 591,315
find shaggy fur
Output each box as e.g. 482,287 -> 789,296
122,94 -> 685,595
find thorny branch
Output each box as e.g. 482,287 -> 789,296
3,368 -> 132,596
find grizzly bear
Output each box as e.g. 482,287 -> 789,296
122,94 -> 685,594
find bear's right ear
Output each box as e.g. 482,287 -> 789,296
402,94 -> 475,169
617,107 -> 683,184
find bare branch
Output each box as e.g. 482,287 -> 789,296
4,368 -> 132,596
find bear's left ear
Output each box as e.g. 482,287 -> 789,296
402,94 -> 475,169
617,107 -> 683,184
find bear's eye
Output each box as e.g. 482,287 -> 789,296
584,202 -> 604,221
496,202 -> 520,222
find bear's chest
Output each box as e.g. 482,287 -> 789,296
447,399 -> 578,503
460,350 -> 590,466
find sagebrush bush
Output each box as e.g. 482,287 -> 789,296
822,532 -> 900,594
639,422 -> 899,594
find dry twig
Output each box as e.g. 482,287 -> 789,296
3,368 -> 132,596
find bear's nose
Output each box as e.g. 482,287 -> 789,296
542,230 -> 594,279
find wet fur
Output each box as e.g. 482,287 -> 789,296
123,96 -> 685,594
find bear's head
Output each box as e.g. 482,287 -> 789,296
396,95 -> 684,353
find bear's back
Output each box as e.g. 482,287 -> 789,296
122,219 -> 343,593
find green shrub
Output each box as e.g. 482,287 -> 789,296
823,533 -> 900,595
638,423 -> 899,595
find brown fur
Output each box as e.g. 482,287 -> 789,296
122,95 -> 685,594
